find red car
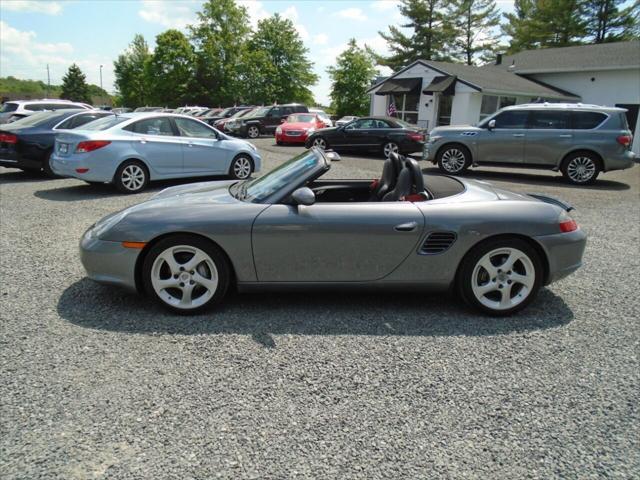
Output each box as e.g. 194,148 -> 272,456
275,113 -> 328,145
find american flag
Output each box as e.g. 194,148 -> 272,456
387,101 -> 397,116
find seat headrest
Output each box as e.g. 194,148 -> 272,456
389,152 -> 403,173
404,157 -> 425,194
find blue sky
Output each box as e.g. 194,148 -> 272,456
0,0 -> 518,105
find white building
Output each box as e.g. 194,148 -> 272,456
368,41 -> 640,152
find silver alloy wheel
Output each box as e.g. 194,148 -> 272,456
383,142 -> 399,158
567,156 -> 596,183
441,148 -> 467,172
121,164 -> 146,191
247,126 -> 260,139
233,156 -> 252,179
471,247 -> 535,311
151,245 -> 219,310
313,137 -> 326,149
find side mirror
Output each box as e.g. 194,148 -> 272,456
291,187 -> 315,206
487,119 -> 496,130
280,118 -> 286,123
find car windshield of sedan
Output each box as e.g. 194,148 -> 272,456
287,114 -> 315,123
231,150 -> 324,203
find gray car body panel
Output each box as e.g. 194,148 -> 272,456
81,152 -> 586,294
425,104 -> 636,172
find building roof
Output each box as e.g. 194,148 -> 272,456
491,40 -> 640,74
367,59 -> 579,99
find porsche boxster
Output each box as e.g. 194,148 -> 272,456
79,149 -> 586,315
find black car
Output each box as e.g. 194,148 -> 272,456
305,116 -> 426,158
202,106 -> 253,126
227,104 -> 308,138
0,109 -> 113,176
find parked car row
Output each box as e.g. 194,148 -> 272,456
0,99 -> 93,124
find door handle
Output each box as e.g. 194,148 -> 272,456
512,133 -> 525,137
187,142 -> 194,147
139,138 -> 147,144
394,221 -> 418,232
558,134 -> 572,138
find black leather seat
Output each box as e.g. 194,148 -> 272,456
370,155 -> 399,200
382,162 -> 412,201
383,157 -> 430,201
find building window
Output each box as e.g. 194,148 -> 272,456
390,92 -> 419,124
437,95 -> 453,126
480,95 -> 518,120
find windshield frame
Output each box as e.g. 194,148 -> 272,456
230,148 -> 329,204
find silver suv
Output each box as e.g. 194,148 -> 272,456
424,103 -> 636,185
0,99 -> 92,124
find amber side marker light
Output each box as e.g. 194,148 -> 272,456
122,241 -> 147,249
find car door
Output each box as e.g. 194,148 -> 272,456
339,119 -> 376,149
124,117 -> 183,175
477,110 -> 529,163
264,107 -> 283,134
174,117 -> 228,174
524,110 -> 573,166
252,202 -> 425,282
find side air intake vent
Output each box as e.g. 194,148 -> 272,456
420,231 -> 456,254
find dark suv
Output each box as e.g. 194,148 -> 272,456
226,104 -> 308,138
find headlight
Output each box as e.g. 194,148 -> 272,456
247,142 -> 257,152
307,127 -> 315,134
429,135 -> 442,143
92,210 -> 129,238
276,127 -> 282,134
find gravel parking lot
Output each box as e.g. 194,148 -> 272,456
1,138 -> 638,479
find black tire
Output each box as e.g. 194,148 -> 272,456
437,144 -> 471,175
457,237 -> 543,316
561,151 -> 601,185
114,160 -> 149,194
142,234 -> 230,315
276,140 -> 284,146
246,125 -> 260,139
228,154 -> 253,180
311,136 -> 328,150
41,150 -> 59,178
382,141 -> 400,158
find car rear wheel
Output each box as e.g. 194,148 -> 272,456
143,235 -> 230,314
382,142 -> 399,158
312,136 -> 328,150
229,154 -> 253,180
437,144 -> 471,174
561,152 -> 600,185
247,125 -> 260,139
114,160 -> 149,194
42,150 -> 59,178
458,237 -> 542,316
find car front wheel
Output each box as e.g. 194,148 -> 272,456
229,154 -> 253,180
247,125 -> 260,139
458,237 -> 542,316
114,160 -> 149,194
437,144 -> 471,174
561,152 -> 600,185
143,235 -> 230,314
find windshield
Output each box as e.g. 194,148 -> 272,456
78,115 -> 128,131
232,150 -> 323,203
231,108 -> 252,118
3,111 -> 60,128
287,114 -> 315,123
393,118 -> 413,128
0,102 -> 18,113
244,107 -> 270,119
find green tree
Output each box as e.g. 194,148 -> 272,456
243,14 -> 317,104
148,29 -> 195,107
60,64 -> 91,103
451,0 -> 501,64
379,0 -> 456,70
503,0 -> 587,53
189,0 -> 251,105
113,34 -> 151,108
584,0 -> 640,43
327,39 -> 378,118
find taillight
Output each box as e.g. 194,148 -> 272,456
407,132 -> 425,142
617,135 -> 632,147
0,133 -> 17,144
75,140 -> 111,153
558,211 -> 578,233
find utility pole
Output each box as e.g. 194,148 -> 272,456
46,64 -> 50,98
99,65 -> 104,106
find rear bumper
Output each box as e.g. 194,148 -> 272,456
534,228 -> 587,285
603,150 -> 636,171
50,152 -> 114,182
80,228 -> 140,291
0,148 -> 43,170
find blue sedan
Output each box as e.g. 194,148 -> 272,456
50,113 -> 262,193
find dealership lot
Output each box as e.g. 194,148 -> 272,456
0,139 -> 638,478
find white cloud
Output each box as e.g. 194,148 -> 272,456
237,0 -> 270,29
281,5 -> 309,41
1,0 -> 63,15
318,35 -> 389,68
313,33 -> 329,46
371,1 -> 399,12
138,0 -> 196,30
336,8 -> 368,22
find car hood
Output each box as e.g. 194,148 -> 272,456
281,122 -> 314,130
430,125 -> 481,134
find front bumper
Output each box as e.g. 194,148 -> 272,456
80,228 -> 140,291
534,228 -> 587,285
276,131 -> 309,143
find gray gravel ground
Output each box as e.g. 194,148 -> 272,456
1,138 -> 639,479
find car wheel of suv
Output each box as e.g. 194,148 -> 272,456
142,234 -> 230,315
312,137 -> 327,150
382,142 -> 399,158
437,144 -> 471,174
114,160 -> 149,194
247,125 -> 260,139
561,152 -> 601,185
229,154 -> 253,180
458,237 -> 543,316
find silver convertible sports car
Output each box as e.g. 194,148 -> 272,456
80,149 -> 586,316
